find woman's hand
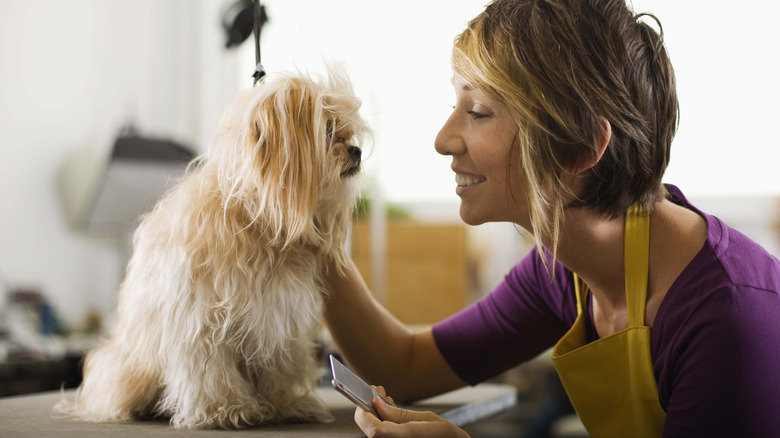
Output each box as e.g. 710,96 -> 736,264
354,386 -> 469,438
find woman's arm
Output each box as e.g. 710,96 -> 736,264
322,258 -> 466,403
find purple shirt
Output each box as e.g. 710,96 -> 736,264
433,185 -> 780,437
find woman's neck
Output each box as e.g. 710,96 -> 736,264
537,199 -> 708,334
554,206 -> 627,310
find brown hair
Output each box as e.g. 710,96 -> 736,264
453,0 -> 678,254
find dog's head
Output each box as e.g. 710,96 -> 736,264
209,64 -> 371,262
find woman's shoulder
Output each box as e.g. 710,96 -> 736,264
657,185 -> 779,329
431,246 -> 576,384
653,185 -> 780,421
664,183 -> 780,293
504,246 -> 578,316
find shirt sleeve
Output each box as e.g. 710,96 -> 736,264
661,284 -> 780,437
432,248 -> 576,385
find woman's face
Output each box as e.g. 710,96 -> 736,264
435,75 -> 526,226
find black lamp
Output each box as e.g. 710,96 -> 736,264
222,0 -> 269,85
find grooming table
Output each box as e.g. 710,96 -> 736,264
0,383 -> 517,437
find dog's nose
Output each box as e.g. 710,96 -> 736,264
348,146 -> 362,162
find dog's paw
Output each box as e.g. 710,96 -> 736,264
171,399 -> 277,429
283,394 -> 335,424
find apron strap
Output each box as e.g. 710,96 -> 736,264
625,203 -> 650,327
573,273 -> 585,315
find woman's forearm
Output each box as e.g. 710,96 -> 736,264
322,258 -> 465,402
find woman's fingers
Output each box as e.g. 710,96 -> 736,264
371,385 -> 396,407
356,386 -> 469,437
354,405 -> 383,435
355,405 -> 469,438
373,397 -> 439,423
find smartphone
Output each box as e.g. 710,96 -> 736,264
330,354 -> 392,418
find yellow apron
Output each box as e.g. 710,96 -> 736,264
551,204 -> 666,437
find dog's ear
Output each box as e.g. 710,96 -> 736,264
247,77 -> 324,247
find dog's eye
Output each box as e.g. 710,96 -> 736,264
334,136 -> 346,144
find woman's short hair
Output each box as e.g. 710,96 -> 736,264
453,0 -> 678,253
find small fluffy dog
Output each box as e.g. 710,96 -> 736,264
55,65 -> 370,429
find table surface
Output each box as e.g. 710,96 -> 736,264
0,384 -> 517,437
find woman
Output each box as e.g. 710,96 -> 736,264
324,0 -> 780,436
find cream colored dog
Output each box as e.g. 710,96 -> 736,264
55,65 -> 370,429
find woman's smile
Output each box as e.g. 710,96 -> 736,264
454,172 -> 487,195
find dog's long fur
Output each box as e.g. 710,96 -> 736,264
55,65 -> 370,429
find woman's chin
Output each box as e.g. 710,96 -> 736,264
458,207 -> 488,226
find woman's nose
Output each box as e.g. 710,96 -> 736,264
434,112 -> 466,156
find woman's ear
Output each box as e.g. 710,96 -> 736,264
572,117 -> 611,174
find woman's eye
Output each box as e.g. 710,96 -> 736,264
467,110 -> 488,119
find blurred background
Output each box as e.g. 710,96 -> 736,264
0,0 -> 778,433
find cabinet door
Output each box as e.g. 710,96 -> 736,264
352,220 -> 468,325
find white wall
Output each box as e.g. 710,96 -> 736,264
0,0 -> 247,328
631,0 -> 780,197
257,0 -> 780,203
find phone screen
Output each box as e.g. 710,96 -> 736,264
329,354 -> 381,417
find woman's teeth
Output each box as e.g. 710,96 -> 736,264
455,174 -> 486,186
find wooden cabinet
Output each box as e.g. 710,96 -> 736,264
351,220 -> 468,325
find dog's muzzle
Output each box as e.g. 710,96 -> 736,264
342,146 -> 362,177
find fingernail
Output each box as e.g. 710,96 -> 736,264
379,396 -> 397,408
